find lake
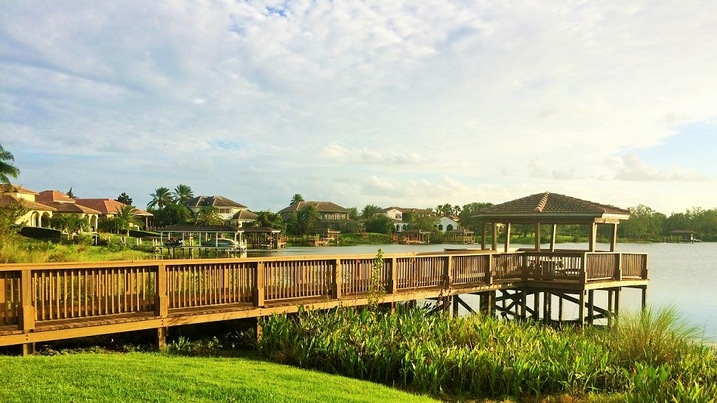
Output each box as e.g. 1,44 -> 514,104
250,242 -> 717,342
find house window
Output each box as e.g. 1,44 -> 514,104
447,224 -> 454,231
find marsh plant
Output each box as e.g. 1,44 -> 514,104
254,305 -> 717,401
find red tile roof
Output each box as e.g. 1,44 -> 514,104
74,199 -> 153,216
37,190 -> 75,203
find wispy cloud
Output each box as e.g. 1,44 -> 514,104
2,1 -> 717,213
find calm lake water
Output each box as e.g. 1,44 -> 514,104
250,242 -> 717,342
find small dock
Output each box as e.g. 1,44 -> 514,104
0,248 -> 647,354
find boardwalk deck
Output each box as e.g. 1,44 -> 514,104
0,249 -> 648,353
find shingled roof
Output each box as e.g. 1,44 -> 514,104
278,201 -> 348,214
475,192 -> 630,224
185,195 -> 247,209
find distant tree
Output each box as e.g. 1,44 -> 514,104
457,202 -> 494,232
347,207 -> 359,220
114,205 -> 140,234
361,204 -> 382,219
151,204 -> 191,227
193,207 -> 224,225
148,187 -> 175,209
0,198 -> 27,240
435,203 -> 460,216
286,205 -> 320,235
254,211 -> 285,231
619,204 -> 666,241
116,192 -> 133,206
0,144 -> 20,184
66,187 -> 76,199
173,184 -> 194,205
50,214 -> 87,236
290,193 -> 304,205
364,215 -> 394,234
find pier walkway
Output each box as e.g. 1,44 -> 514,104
0,248 -> 648,354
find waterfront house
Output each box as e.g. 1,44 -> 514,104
74,198 -> 153,229
184,195 -> 254,226
278,200 -> 354,231
36,190 -> 102,231
0,184 -> 55,227
376,206 -> 435,232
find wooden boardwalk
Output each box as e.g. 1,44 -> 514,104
0,249 -> 648,354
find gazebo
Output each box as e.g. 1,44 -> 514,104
475,192 -> 630,253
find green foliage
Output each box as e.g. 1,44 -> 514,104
0,198 -> 27,240
361,204 -> 382,219
115,192 -> 133,206
147,186 -> 175,209
173,184 -> 194,205
192,206 -> 224,225
0,144 -> 20,183
255,305 -> 717,401
253,210 -> 285,232
150,204 -> 192,227
290,193 -> 304,205
20,226 -> 62,241
363,215 -> 394,234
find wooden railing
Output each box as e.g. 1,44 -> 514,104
0,250 -> 648,347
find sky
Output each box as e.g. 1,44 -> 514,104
2,1 -> 717,215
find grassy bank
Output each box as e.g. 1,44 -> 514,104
0,353 -> 436,403
253,305 -> 717,401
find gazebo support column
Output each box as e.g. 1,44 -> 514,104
492,223 -> 498,251
610,223 -> 618,252
503,223 -> 511,253
534,223 -> 541,251
589,223 -> 598,252
550,224 -> 557,252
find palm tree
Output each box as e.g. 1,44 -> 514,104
173,184 -> 194,205
290,193 -> 304,205
0,144 -> 20,184
147,187 -> 175,209
114,204 -> 139,235
193,207 -> 224,225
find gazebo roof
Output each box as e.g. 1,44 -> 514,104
476,192 -> 630,224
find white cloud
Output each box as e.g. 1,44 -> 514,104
614,154 -> 710,182
2,1 -> 717,213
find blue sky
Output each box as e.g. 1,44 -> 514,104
2,1 -> 717,214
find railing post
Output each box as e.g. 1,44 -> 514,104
21,269 -> 35,332
486,255 -> 493,285
389,257 -> 398,294
615,253 -> 623,281
445,256 -> 453,289
155,263 -> 168,317
254,262 -> 265,307
642,255 -> 649,280
332,259 -> 342,300
581,253 -> 588,283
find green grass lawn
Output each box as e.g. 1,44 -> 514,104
0,353 -> 437,403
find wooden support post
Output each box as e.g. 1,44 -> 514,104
615,287 -> 621,317
558,294 -> 563,322
453,295 -> 460,317
587,290 -> 594,325
155,263 -> 168,318
533,291 -> 540,321
550,224 -> 557,252
641,286 -> 648,311
534,223 -> 541,251
589,223 -> 598,252
255,318 -> 263,343
520,289 -> 527,320
491,223 -> 498,251
481,223 -> 487,250
543,292 -> 551,324
21,343 -> 35,356
607,289 -> 614,327
157,327 -> 167,351
333,259 -> 342,301
21,269 -> 35,332
504,223 -> 511,253
389,258 -> 398,295
578,291 -> 586,327
254,262 -> 265,307
610,223 -> 618,252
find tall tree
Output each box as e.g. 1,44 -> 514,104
147,187 -> 175,209
116,192 -> 133,206
254,211 -> 286,232
66,187 -> 76,199
0,144 -> 20,184
361,204 -> 382,219
296,205 -> 321,234
193,207 -> 224,225
114,205 -> 140,235
290,193 -> 304,205
173,184 -> 194,205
